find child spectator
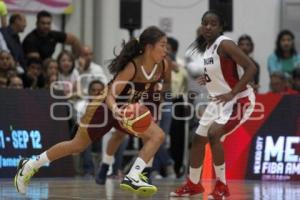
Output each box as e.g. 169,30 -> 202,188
21,58 -> 44,89
7,75 -> 23,89
0,50 -> 11,78
57,50 -> 79,95
43,58 -> 58,89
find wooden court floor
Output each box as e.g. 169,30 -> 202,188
1,177 -> 300,200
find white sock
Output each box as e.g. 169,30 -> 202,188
27,152 -> 50,169
147,158 -> 153,167
189,166 -> 202,184
214,163 -> 226,184
102,152 -> 114,165
127,157 -> 146,180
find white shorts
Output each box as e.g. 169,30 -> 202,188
195,88 -> 255,141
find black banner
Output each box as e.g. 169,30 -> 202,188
0,89 -> 74,178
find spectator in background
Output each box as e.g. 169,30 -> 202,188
268,72 -> 297,95
21,58 -> 44,89
7,75 -> 23,89
0,50 -> 11,77
168,36 -> 188,177
23,10 -> 81,62
77,46 -> 108,95
43,58 -> 58,88
0,50 -> 18,79
72,80 -> 105,176
238,34 -> 260,91
268,30 -> 300,76
44,58 -> 58,77
292,67 -> 300,93
57,50 -> 79,94
1,13 -> 27,69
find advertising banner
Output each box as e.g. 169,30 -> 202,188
4,0 -> 73,14
0,89 -> 74,178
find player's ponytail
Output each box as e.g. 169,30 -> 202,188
108,38 -> 140,74
108,26 -> 166,74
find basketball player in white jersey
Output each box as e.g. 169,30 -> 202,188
170,10 -> 257,199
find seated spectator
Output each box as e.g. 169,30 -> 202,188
267,30 -> 300,76
77,45 -> 108,96
5,48 -> 24,75
57,50 -> 79,95
23,10 -> 81,62
1,13 -> 27,68
268,72 -> 297,95
0,50 -> 11,78
292,66 -> 300,93
44,58 -> 58,77
72,80 -> 105,176
238,34 -> 260,91
43,58 -> 58,88
7,75 -> 23,89
21,58 -> 44,89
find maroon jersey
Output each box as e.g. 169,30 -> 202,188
110,59 -> 165,105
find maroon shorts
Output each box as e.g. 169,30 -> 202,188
77,97 -> 131,141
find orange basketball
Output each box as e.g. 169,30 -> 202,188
120,103 -> 152,135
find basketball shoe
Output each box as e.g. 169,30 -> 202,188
120,173 -> 157,197
169,177 -> 204,197
208,180 -> 230,199
14,158 -> 38,194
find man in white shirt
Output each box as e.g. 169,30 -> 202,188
77,46 -> 108,96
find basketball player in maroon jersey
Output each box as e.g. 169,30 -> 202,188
15,26 -> 170,197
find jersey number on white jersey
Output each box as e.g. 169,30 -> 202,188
204,67 -> 212,82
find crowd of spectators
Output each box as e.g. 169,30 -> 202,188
0,10 -> 109,177
1,11 -> 299,95
0,11 -> 106,94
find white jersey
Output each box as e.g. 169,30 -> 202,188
200,35 -> 247,97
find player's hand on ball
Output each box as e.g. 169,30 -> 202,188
112,105 -> 125,121
118,103 -> 152,135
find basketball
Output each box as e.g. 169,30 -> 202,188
120,103 -> 152,135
